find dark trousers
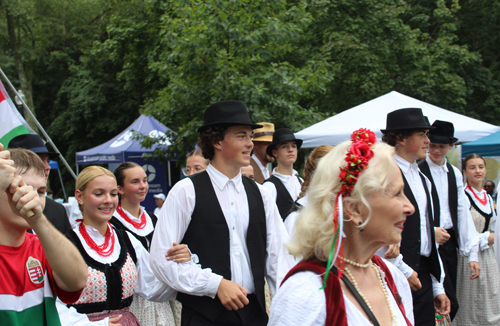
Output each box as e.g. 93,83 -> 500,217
181,294 -> 268,326
439,229 -> 459,320
412,256 -> 437,326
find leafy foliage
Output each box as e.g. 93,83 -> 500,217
2,0 -> 500,195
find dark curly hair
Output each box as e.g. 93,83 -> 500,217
197,126 -> 229,160
382,129 -> 426,146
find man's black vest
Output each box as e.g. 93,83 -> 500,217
418,160 -> 459,242
400,170 -> 441,280
264,175 -> 300,220
177,171 -> 267,322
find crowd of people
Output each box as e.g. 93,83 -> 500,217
1,101 -> 499,326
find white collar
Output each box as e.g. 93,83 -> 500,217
206,164 -> 243,193
395,155 -> 418,174
77,221 -> 114,240
465,185 -> 492,211
251,154 -> 267,171
271,167 -> 299,180
426,156 -> 448,172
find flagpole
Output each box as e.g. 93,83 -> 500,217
0,68 -> 77,180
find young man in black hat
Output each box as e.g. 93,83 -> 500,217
150,101 -> 291,326
418,120 -> 480,320
8,134 -> 72,234
263,128 -> 303,220
381,108 -> 450,326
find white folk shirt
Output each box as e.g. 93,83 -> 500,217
396,155 -> 432,256
395,155 -> 445,296
56,222 -> 175,326
251,153 -> 271,180
466,186 -> 497,251
112,205 -> 154,237
425,156 -> 479,262
149,164 -> 292,299
263,168 -> 302,202
269,259 -> 414,326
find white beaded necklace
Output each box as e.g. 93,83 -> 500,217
343,257 -> 373,268
343,263 -> 398,326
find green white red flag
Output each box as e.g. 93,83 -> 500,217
0,80 -> 31,148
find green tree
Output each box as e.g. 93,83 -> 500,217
140,0 -> 332,158
305,0 -> 479,116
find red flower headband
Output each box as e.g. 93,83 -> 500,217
321,128 -> 377,289
339,128 -> 377,196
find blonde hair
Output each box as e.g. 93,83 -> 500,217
76,166 -> 116,194
287,141 -> 395,261
187,148 -> 210,165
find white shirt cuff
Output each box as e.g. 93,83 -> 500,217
431,276 -> 445,298
207,274 -> 224,299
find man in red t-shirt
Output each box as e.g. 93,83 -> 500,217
0,145 -> 87,326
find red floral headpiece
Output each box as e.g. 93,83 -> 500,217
321,128 -> 377,289
339,128 -> 377,196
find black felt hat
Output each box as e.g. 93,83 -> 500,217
198,101 -> 262,132
8,134 -> 59,159
381,108 -> 435,133
428,120 -> 458,144
266,128 -> 303,157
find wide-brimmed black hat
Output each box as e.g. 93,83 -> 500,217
428,120 -> 458,144
266,128 -> 303,157
198,101 -> 262,132
8,134 -> 59,159
381,108 -> 435,133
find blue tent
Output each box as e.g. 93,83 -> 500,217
76,115 -> 175,212
76,115 -> 174,165
462,130 -> 500,157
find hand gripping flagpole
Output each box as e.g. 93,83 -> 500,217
0,68 -> 77,180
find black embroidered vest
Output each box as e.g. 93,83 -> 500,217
400,170 -> 441,280
418,160 -> 459,242
177,171 -> 267,322
66,229 -> 138,314
110,211 -> 157,251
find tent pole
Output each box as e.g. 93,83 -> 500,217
57,168 -> 68,202
168,161 -> 172,186
0,68 -> 77,180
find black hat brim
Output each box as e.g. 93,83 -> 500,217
197,122 -> 263,133
381,125 -> 436,133
428,135 -> 458,144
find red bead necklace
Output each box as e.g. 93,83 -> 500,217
115,204 -> 147,229
466,183 -> 488,206
79,221 -> 115,257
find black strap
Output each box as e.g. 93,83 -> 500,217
328,264 -> 381,326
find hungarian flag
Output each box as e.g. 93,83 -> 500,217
0,80 -> 31,147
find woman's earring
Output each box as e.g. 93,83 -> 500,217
358,221 -> 364,232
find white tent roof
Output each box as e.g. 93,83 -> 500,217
296,91 -> 500,148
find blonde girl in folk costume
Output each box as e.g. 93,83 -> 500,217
111,162 -> 182,326
454,154 -> 500,325
58,166 -> 190,326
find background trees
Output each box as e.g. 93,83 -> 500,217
1,0 -> 499,197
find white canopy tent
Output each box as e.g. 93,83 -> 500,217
296,91 -> 500,148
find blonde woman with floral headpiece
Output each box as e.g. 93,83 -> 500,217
269,129 -> 415,326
